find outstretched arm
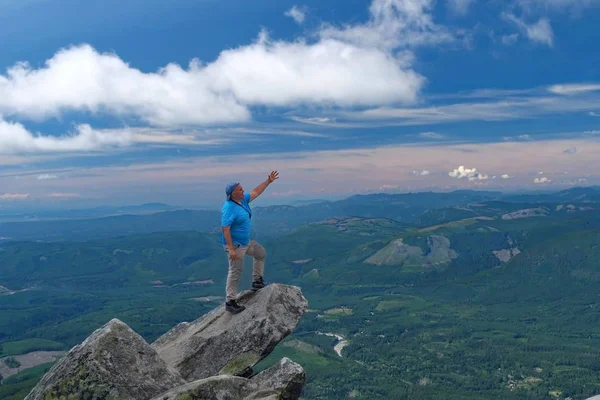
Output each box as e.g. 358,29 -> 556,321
250,171 -> 279,202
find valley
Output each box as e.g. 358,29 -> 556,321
0,188 -> 600,399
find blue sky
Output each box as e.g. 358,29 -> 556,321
0,0 -> 599,209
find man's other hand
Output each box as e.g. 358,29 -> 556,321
228,246 -> 239,260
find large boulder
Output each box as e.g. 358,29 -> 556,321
25,319 -> 185,400
251,358 -> 305,400
150,358 -> 305,400
151,284 -> 308,381
150,375 -> 275,400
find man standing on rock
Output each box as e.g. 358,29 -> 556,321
221,171 -> 279,313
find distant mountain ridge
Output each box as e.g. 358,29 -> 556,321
0,202 -> 182,223
0,187 -> 599,242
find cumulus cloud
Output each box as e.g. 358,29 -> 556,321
0,45 -> 248,126
0,193 -> 30,200
319,0 -> 454,50
0,119 -> 131,153
449,165 -> 488,181
1,3 -> 435,128
285,5 -> 306,24
503,13 -> 554,46
207,32 -> 424,107
0,119 -> 245,154
563,146 -> 577,154
413,170 -> 431,176
419,131 -> 444,139
501,174 -> 511,179
534,176 -> 551,183
37,173 -> 58,180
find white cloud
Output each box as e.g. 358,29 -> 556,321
516,0 -> 600,13
0,119 -> 131,154
562,177 -> 588,185
285,5 -> 306,24
501,174 -> 511,179
449,165 -> 488,181
47,192 -> 81,198
502,135 -> 531,141
2,1 -> 451,129
534,176 -> 551,183
337,88 -> 600,126
0,37 -> 424,127
208,32 -> 424,107
590,111 -> 600,117
319,0 -> 454,50
0,119 -> 327,154
37,173 -> 58,180
0,193 -> 30,200
413,170 -> 431,176
447,0 -> 475,15
419,131 -> 444,139
380,184 -> 400,190
548,83 -> 600,95
503,13 -> 554,46
7,137 -> 600,203
523,18 -> 554,46
563,146 -> 577,154
501,33 -> 520,45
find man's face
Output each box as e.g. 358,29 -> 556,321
231,184 -> 244,200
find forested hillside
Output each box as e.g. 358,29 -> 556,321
1,190 -> 599,399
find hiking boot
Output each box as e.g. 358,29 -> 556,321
225,300 -> 245,314
252,277 -> 267,291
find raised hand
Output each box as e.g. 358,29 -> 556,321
268,171 -> 279,183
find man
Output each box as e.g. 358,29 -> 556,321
221,171 -> 279,313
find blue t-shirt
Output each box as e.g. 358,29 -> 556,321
221,193 -> 252,246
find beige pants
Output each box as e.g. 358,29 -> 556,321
225,240 -> 266,301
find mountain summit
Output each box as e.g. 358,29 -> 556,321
25,283 -> 308,400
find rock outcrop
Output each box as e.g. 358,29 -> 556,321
25,319 -> 186,400
250,357 -> 306,400
26,283 -> 308,400
150,358 -> 305,400
151,283 -> 308,381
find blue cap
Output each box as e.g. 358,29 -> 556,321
225,182 -> 240,198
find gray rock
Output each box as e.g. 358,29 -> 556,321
150,375 -> 276,400
243,392 -> 279,400
151,284 -> 308,381
251,358 -> 305,400
25,318 -> 185,400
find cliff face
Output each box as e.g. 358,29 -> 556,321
26,283 -> 308,400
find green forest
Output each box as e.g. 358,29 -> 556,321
1,192 -> 600,399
